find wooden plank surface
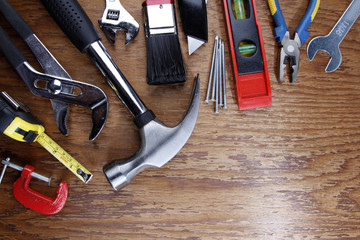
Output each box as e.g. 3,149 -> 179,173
0,0 -> 360,239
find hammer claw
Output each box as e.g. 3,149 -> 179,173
104,75 -> 201,190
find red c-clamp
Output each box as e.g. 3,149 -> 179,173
13,165 -> 68,215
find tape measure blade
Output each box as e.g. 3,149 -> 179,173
36,133 -> 93,183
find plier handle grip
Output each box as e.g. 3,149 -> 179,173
268,0 -> 320,82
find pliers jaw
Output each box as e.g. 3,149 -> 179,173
279,31 -> 301,83
268,0 -> 320,83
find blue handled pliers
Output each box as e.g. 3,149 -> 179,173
268,0 -> 320,83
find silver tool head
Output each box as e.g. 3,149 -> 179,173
279,32 -> 301,83
307,0 -> 360,73
103,75 -> 200,190
188,36 -> 206,55
307,35 -> 342,73
99,0 -> 139,45
17,62 -> 108,141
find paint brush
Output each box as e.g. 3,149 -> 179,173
143,0 -> 186,85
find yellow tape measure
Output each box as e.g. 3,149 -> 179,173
37,133 -> 93,183
3,117 -> 93,183
0,92 -> 93,183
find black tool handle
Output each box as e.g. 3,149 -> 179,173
178,0 -> 208,42
40,0 -> 101,52
0,0 -> 34,40
0,26 -> 26,70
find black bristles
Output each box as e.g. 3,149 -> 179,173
146,34 -> 186,85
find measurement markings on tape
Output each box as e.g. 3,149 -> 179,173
37,133 -> 93,183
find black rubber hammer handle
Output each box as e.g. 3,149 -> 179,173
41,0 -> 155,128
40,0 -> 101,52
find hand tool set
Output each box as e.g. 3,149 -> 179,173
307,0 -> 360,73
37,0 -> 200,191
205,36 -> 227,113
1,157 -> 68,215
0,0 -> 357,215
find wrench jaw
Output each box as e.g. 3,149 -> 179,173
307,36 -> 343,73
98,21 -> 139,45
103,75 -> 200,191
123,22 -> 140,46
98,0 -> 140,45
325,49 -> 342,73
51,99 -> 69,136
307,36 -> 327,61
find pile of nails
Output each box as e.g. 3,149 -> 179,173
205,36 -> 227,113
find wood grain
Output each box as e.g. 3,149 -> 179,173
0,0 -> 360,239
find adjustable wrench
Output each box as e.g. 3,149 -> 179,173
307,0 -> 360,72
99,0 -> 139,45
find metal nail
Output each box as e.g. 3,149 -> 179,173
211,43 -> 218,102
205,36 -> 218,103
218,40 -> 223,107
215,72 -> 219,114
221,42 -> 228,109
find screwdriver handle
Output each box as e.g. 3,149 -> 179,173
0,158 -> 52,185
40,0 -> 101,52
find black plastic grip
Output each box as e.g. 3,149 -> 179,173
40,0 -> 101,52
0,0 -> 34,41
0,26 -> 26,70
178,0 -> 208,42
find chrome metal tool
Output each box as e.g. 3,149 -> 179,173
41,0 -> 200,191
0,0 -> 108,140
307,0 -> 360,72
99,0 -> 139,45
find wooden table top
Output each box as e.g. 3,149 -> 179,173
0,0 -> 359,239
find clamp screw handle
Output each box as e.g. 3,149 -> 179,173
0,158 -> 52,185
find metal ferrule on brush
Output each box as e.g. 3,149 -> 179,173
143,1 -> 177,37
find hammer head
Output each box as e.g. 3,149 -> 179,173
103,75 -> 200,190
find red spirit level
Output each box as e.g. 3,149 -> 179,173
223,0 -> 272,110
